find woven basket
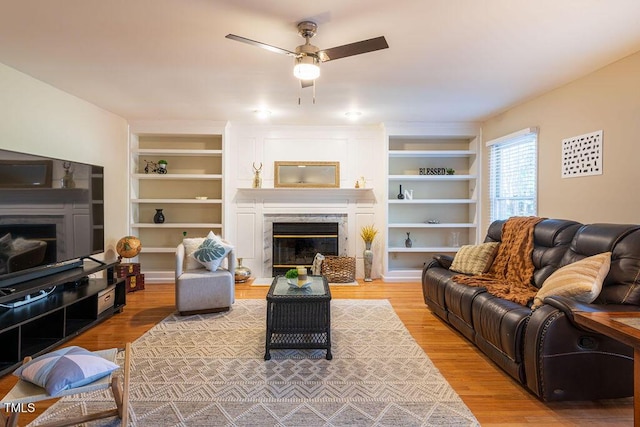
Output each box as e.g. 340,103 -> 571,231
321,256 -> 356,283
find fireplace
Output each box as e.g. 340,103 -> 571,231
263,213 -> 348,278
272,222 -> 338,276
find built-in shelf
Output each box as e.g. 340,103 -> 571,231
388,246 -> 461,253
389,223 -> 476,228
131,198 -> 222,204
134,149 -> 222,156
140,247 -> 179,253
133,173 -> 222,180
132,223 -> 222,228
388,174 -> 476,180
388,150 -> 476,157
384,131 -> 481,282
129,128 -> 225,283
388,199 -> 476,204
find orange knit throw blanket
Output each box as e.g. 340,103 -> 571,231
453,216 -> 545,306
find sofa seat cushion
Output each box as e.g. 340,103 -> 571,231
471,292 -> 531,362
444,280 -> 486,339
180,268 -> 231,281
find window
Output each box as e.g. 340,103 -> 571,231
488,128 -> 538,222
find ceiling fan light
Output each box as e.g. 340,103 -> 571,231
293,56 -> 320,80
253,109 -> 271,119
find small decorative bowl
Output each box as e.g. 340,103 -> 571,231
287,278 -> 312,289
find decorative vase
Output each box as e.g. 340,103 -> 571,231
397,184 -> 404,199
234,258 -> 252,283
449,231 -> 461,247
363,241 -> 373,282
405,232 -> 412,248
153,209 -> 165,224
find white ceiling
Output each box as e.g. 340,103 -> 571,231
2,0 -> 640,125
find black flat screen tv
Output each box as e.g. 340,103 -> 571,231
0,148 -> 105,287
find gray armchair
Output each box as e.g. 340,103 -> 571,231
175,242 -> 235,315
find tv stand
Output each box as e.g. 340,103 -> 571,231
81,255 -> 106,266
0,259 -> 126,377
0,286 -> 56,309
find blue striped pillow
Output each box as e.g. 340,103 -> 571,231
13,346 -> 119,396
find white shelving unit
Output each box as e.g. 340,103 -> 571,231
384,126 -> 481,282
129,124 -> 226,283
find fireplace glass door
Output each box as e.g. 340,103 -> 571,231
272,222 -> 338,276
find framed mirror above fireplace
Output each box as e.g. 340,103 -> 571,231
274,161 -> 339,188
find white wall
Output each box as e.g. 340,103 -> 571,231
0,63 -> 129,259
225,124 -> 386,279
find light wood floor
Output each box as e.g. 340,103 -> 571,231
0,280 -> 633,426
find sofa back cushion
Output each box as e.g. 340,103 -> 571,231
560,224 -> 640,305
485,218 -> 582,288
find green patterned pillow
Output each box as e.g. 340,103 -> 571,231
450,242 -> 500,275
193,237 -> 233,271
183,231 -> 215,270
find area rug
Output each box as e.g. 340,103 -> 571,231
31,299 -> 478,426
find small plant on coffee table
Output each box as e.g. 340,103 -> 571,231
285,269 -> 298,279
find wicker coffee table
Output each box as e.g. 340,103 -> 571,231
264,275 -> 332,360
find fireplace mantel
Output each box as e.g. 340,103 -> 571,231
236,188 -> 375,203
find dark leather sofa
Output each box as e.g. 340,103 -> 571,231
422,218 -> 640,401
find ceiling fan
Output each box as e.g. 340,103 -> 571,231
226,21 -> 388,89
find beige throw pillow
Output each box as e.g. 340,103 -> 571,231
450,242 -> 500,275
532,252 -> 611,309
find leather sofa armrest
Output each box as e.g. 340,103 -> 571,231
525,299 -> 638,401
432,254 -> 454,270
543,295 -> 640,326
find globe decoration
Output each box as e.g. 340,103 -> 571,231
116,236 -> 142,260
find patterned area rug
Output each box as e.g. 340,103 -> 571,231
31,299 -> 478,426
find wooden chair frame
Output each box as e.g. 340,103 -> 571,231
1,343 -> 131,427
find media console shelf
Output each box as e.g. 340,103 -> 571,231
0,259 -> 126,377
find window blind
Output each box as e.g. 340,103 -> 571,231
488,128 -> 538,222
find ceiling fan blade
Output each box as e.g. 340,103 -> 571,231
300,79 -> 314,88
225,34 -> 298,57
318,36 -> 389,62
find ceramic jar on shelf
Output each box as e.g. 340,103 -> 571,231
153,209 -> 165,224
